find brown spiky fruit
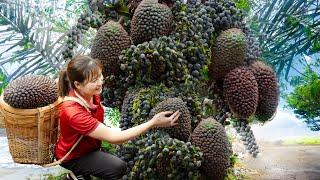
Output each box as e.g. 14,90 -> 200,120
223,67 -> 259,119
149,98 -> 191,142
131,0 -> 173,44
249,60 -> 279,122
3,75 -> 58,109
90,20 -> 131,78
189,118 -> 232,180
209,28 -> 247,80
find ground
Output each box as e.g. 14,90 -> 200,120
242,142 -> 320,180
1,129 -> 320,179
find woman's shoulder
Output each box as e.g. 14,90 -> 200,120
59,100 -> 88,117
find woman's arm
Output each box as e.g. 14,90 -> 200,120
88,111 -> 180,145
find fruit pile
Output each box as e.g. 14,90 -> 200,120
62,0 -> 279,179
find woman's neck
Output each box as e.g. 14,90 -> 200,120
74,89 -> 93,104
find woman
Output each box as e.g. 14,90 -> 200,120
55,55 -> 180,180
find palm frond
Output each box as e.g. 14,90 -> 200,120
0,0 -> 92,90
252,0 -> 320,80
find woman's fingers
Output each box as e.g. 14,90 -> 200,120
169,110 -> 180,118
160,111 -> 174,117
170,111 -> 181,126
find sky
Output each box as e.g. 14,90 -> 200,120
251,98 -> 319,141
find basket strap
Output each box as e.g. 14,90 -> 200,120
37,109 -> 42,164
43,96 -> 91,167
43,135 -> 84,167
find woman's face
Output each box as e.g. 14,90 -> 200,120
75,74 -> 104,97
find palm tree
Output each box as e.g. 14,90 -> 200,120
0,0 -> 93,90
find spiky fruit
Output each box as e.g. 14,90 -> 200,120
90,20 -> 131,77
249,61 -> 279,121
3,75 -> 58,109
149,98 -> 191,142
131,0 -> 173,44
223,67 -> 259,119
189,118 -> 232,180
209,28 -> 247,80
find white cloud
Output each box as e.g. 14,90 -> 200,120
251,108 -> 319,141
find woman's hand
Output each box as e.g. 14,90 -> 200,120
89,110 -> 181,145
150,110 -> 181,128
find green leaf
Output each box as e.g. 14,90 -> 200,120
310,79 -> 320,99
311,39 -> 320,53
233,0 -> 251,13
285,15 -> 299,28
201,65 -> 210,81
0,17 -> 9,25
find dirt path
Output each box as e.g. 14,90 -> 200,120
242,144 -> 320,180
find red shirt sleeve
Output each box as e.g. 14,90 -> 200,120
63,102 -> 100,135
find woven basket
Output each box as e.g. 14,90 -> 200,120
0,110 -> 5,128
0,94 -> 62,165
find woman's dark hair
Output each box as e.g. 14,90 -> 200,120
58,55 -> 103,97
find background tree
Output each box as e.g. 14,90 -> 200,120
286,67 -> 320,131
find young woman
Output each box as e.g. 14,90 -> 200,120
55,55 -> 180,180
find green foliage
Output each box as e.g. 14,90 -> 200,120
286,68 -> 320,130
102,141 -> 117,154
104,107 -> 121,127
0,17 -> 9,25
229,153 -> 238,167
0,69 -> 8,94
201,65 -> 210,81
233,0 -> 251,13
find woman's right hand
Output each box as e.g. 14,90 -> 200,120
150,110 -> 181,128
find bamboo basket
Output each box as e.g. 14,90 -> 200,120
0,94 -> 62,165
0,109 -> 5,128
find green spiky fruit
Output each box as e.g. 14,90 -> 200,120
90,20 -> 131,77
249,61 -> 279,122
189,118 -> 232,180
223,67 -> 259,119
3,75 -> 58,109
131,0 -> 173,44
209,28 -> 247,80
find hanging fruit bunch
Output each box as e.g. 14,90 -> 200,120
61,0 -> 279,179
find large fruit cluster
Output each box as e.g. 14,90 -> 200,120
3,75 -> 58,109
61,0 -> 280,178
117,131 -> 203,179
149,98 -> 192,142
190,118 -> 232,180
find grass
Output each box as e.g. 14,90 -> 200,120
282,136 -> 320,145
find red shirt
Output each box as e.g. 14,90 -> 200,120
55,90 -> 104,162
